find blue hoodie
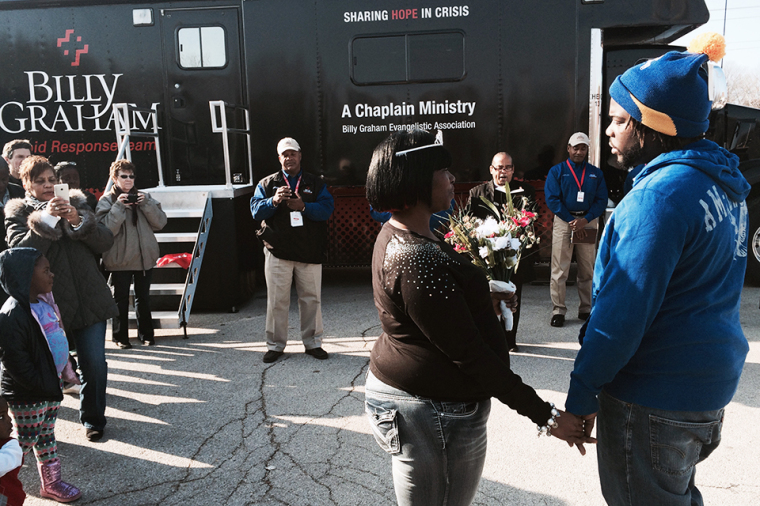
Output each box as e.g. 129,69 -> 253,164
566,139 -> 750,415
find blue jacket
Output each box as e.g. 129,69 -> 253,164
544,159 -> 607,222
251,170 -> 334,222
566,140 -> 750,415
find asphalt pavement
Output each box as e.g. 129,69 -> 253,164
19,267 -> 760,505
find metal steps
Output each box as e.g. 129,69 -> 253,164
156,232 -> 199,243
123,188 -> 212,331
128,310 -> 181,329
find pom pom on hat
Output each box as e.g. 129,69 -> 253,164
608,34 -> 725,138
687,32 -> 726,62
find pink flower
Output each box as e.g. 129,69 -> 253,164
444,230 -> 454,239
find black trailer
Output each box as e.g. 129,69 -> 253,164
4,0 -> 758,313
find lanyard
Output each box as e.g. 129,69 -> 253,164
285,173 -> 302,194
566,160 -> 586,190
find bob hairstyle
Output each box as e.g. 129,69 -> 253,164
109,159 -> 136,180
19,155 -> 54,186
366,130 -> 452,212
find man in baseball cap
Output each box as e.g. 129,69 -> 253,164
565,34 -> 750,504
544,132 -> 608,328
250,137 -> 335,363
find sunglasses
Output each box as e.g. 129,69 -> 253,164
119,174 -> 135,179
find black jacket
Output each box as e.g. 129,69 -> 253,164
0,248 -> 63,402
468,180 -> 537,220
0,183 -> 25,306
1,183 -> 25,252
255,171 -> 330,264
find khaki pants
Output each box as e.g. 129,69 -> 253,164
264,248 -> 323,352
550,216 -> 597,316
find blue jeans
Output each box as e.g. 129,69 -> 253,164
68,321 -> 108,430
597,390 -> 723,506
364,371 -> 490,506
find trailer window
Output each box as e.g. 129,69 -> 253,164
351,32 -> 464,85
408,33 -> 464,82
178,26 -> 227,69
352,36 -> 407,84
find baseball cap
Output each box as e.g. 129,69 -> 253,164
568,132 -> 590,147
277,137 -> 301,155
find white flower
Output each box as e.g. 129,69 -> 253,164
478,246 -> 490,258
476,217 -> 500,238
492,236 -> 510,251
510,238 -> 521,251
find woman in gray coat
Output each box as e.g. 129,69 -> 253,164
4,155 -> 117,442
96,160 -> 167,348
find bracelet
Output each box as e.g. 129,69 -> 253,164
537,403 -> 560,437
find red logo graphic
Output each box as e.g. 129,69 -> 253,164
57,29 -> 89,67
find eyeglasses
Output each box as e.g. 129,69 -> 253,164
491,165 -> 514,172
119,174 -> 135,179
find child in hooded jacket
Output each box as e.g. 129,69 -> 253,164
0,247 -> 81,503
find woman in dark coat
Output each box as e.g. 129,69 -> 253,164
4,155 -> 117,442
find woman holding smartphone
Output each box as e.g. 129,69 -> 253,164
4,155 -> 117,442
96,159 -> 167,349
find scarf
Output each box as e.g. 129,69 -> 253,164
26,193 -> 50,211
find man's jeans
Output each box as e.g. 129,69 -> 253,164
68,321 -> 108,430
364,371 -> 490,506
597,390 -> 723,506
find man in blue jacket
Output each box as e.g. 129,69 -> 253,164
565,37 -> 749,505
251,138 -> 335,363
544,133 -> 608,327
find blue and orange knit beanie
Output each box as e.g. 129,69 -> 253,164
609,33 -> 726,138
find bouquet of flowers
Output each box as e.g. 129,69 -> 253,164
444,190 -> 539,330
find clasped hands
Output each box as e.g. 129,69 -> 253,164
569,217 -> 589,240
47,196 -> 81,227
272,186 -> 305,211
551,410 -> 597,455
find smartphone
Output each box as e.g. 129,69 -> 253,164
53,183 -> 69,202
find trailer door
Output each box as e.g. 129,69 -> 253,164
160,7 -> 247,186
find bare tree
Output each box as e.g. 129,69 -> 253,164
725,64 -> 760,109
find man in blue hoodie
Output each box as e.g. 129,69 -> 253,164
565,36 -> 749,505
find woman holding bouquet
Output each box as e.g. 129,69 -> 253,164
364,130 -> 590,506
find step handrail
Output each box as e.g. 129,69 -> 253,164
177,194 -> 213,337
108,103 -> 165,192
104,103 -> 164,193
209,100 -> 253,189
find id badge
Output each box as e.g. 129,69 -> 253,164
576,191 -> 585,203
290,211 -> 304,227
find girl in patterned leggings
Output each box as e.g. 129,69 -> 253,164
0,248 -> 81,503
